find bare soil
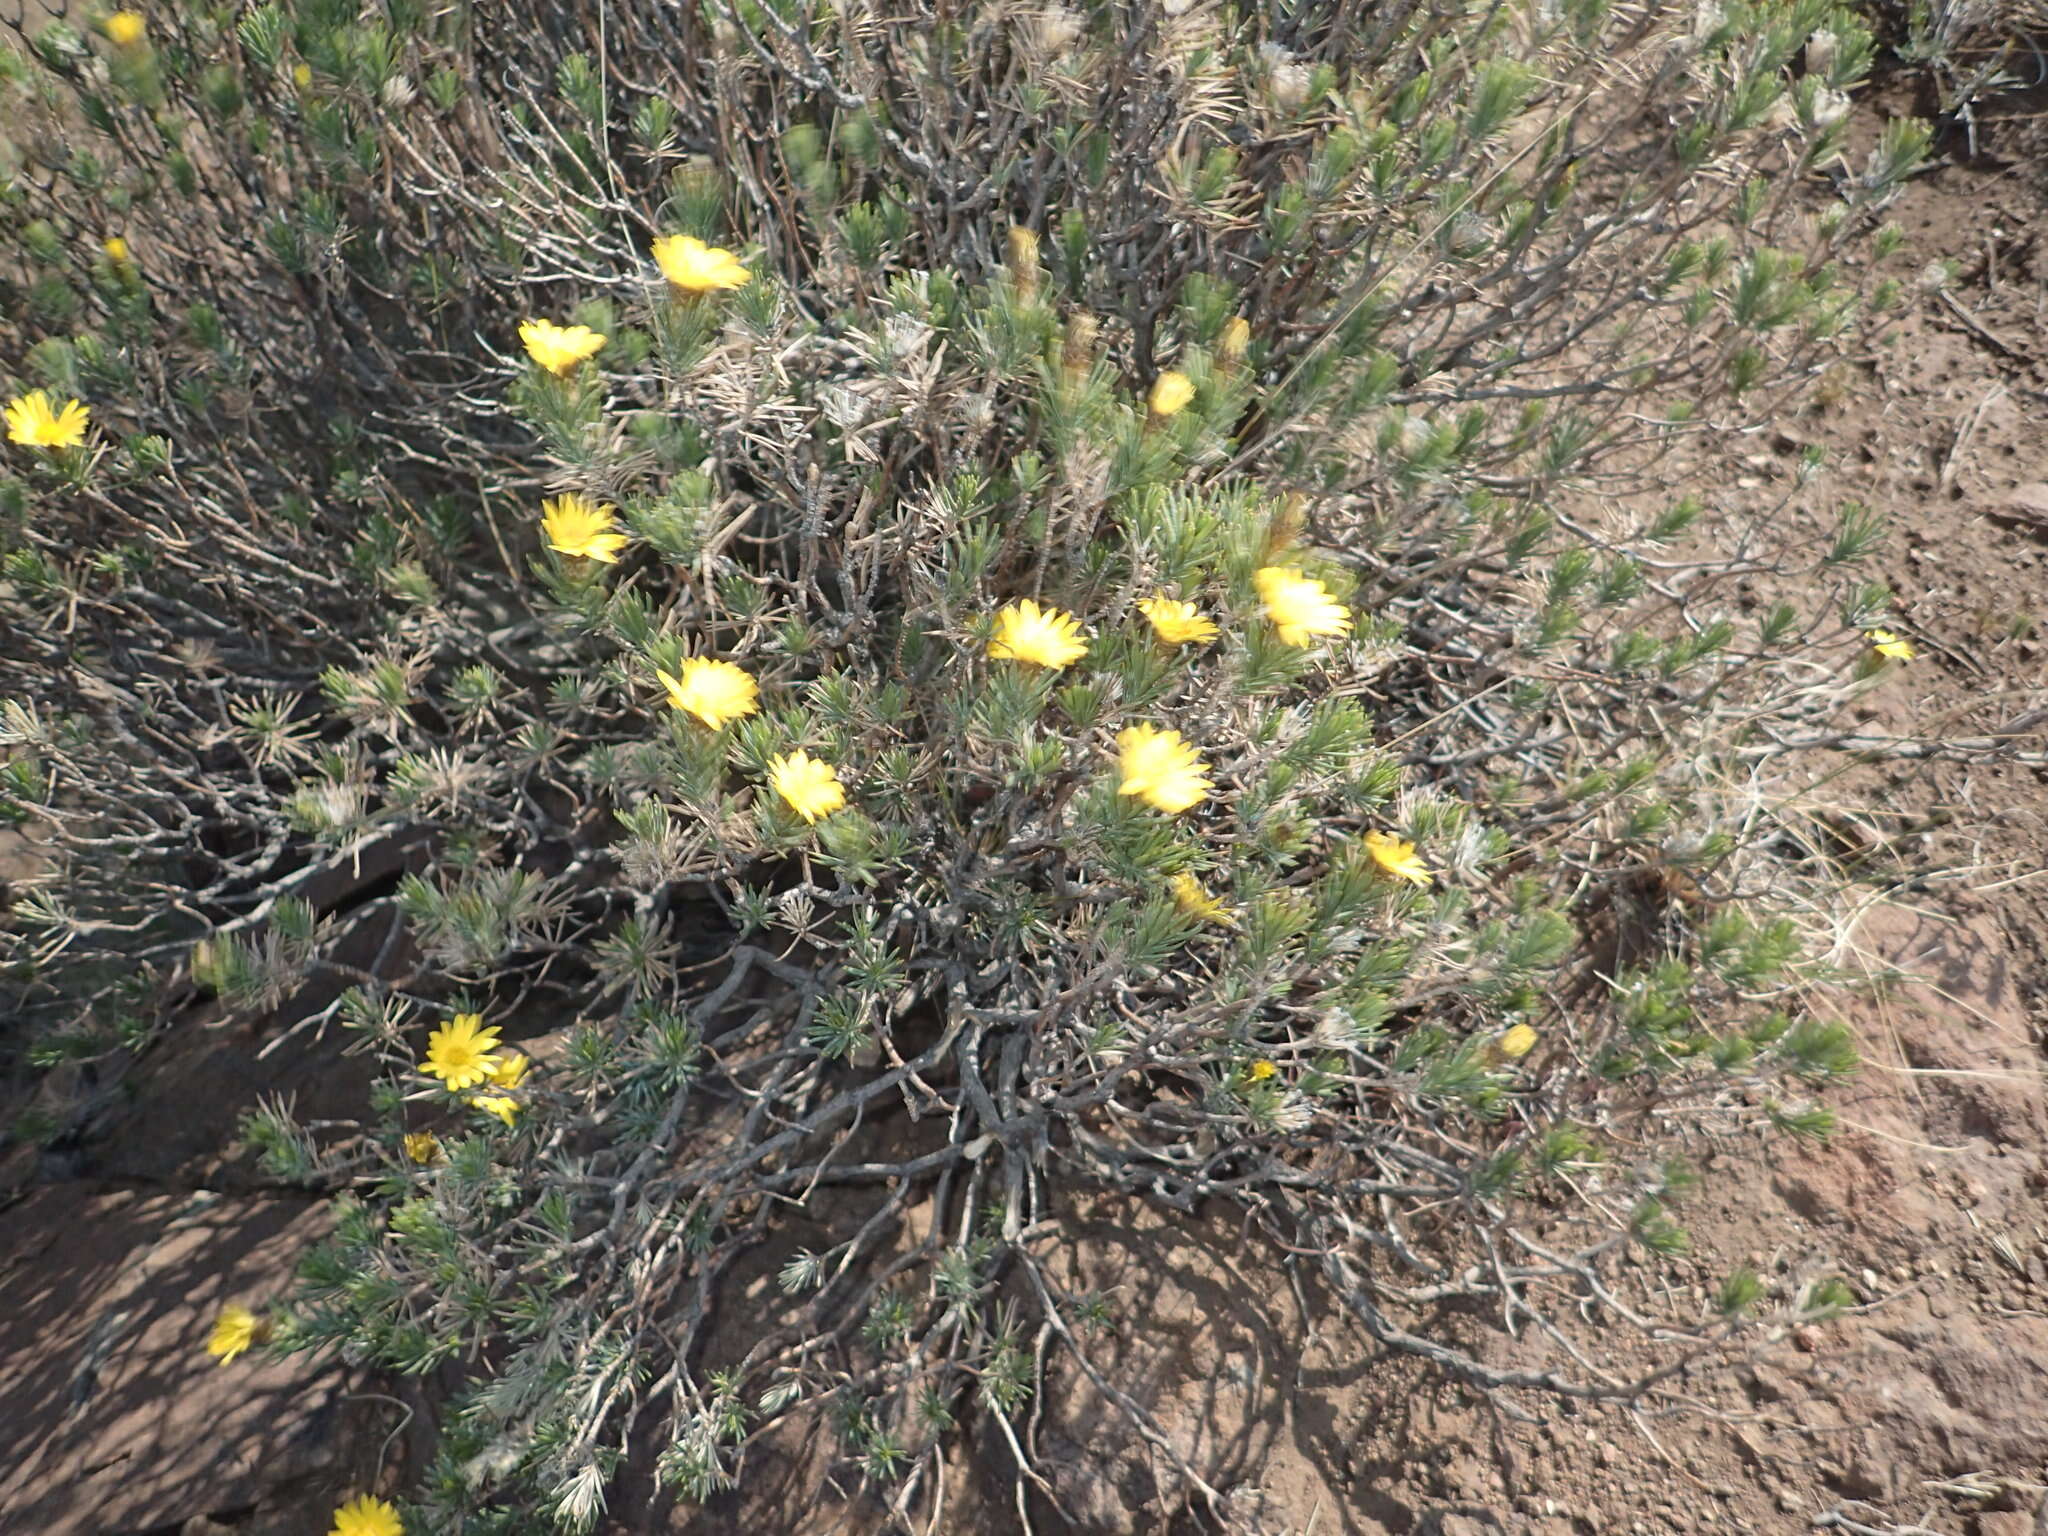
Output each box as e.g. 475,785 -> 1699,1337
5,77 -> 2048,1536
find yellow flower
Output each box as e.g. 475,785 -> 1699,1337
987,598 -> 1089,669
103,236 -> 131,264
5,390 -> 91,449
104,10 -> 146,46
1498,1024 -> 1539,1060
1116,724 -> 1212,815
402,1131 -> 441,1165
486,1051 -> 529,1090
468,1093 -> 520,1127
1170,871 -> 1233,926
1254,566 -> 1352,647
459,1052 -> 528,1126
422,1013 -> 503,1091
1148,370 -> 1196,418
1218,316 -> 1251,363
1867,628 -> 1915,662
293,61 -> 313,87
1137,595 -> 1219,648
328,1494 -> 403,1536
658,658 -> 760,730
652,233 -> 751,293
1246,1058 -> 1278,1082
768,749 -> 847,823
1364,830 -> 1432,887
518,318 -> 607,377
541,494 -> 628,563
206,1304 -> 259,1366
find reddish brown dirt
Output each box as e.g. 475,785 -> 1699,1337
0,1188 -> 368,1536
1011,901 -> 2047,1536
6,80 -> 2048,1536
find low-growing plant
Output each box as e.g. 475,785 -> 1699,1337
0,0 -> 1955,1528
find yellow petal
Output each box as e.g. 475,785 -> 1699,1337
653,234 -> 752,292
1255,566 -> 1351,648
988,599 -> 1090,669
1170,871 -> 1233,925
1363,830 -> 1431,887
519,318 -> 607,376
768,749 -> 847,823
659,658 -> 760,729
1138,596 -> 1219,647
1116,724 -> 1212,815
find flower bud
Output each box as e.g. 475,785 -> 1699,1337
1148,370 -> 1195,418
1006,225 -> 1040,299
1062,312 -> 1099,382
1217,315 -> 1251,365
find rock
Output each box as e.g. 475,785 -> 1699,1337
1833,1439 -> 1895,1502
1748,1362 -> 1795,1403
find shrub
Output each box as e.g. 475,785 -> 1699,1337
1,0 -> 1929,1528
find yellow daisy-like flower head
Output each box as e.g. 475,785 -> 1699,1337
540,494 -> 628,564
1363,829 -> 1432,887
1254,566 -> 1352,647
5,390 -> 91,449
1867,628 -> 1915,662
293,61 -> 313,87
1498,1024 -> 1539,1061
518,318 -> 607,377
328,1494 -> 404,1536
468,1093 -> 520,1127
104,10 -> 147,46
1217,316 -> 1251,363
658,658 -> 761,730
768,749 -> 847,824
486,1051 -> 529,1090
206,1304 -> 260,1366
987,598 -> 1089,669
1170,871 -> 1233,926
1246,1058 -> 1278,1082
1148,370 -> 1196,418
402,1131 -> 442,1165
1137,595 -> 1219,648
422,1013 -> 503,1091
1116,724 -> 1212,815
652,233 -> 751,293
103,236 -> 131,264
